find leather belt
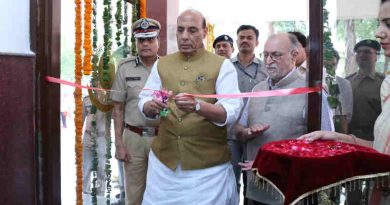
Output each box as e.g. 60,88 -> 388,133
125,124 -> 158,136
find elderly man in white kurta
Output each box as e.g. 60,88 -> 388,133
138,9 -> 242,205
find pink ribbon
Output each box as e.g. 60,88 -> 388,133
45,76 -> 121,92
187,87 -> 320,99
46,76 -> 321,99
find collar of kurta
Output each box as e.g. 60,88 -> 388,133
252,139 -> 390,205
267,68 -> 300,90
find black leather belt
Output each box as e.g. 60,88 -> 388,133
125,124 -> 158,136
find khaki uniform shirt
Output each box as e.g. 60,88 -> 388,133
111,56 -> 159,127
347,70 -> 385,140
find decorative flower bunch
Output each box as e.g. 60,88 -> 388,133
83,0 -> 93,75
153,89 -> 170,117
74,0 -> 84,204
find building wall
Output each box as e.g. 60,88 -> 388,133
0,0 -> 37,204
0,0 -> 32,55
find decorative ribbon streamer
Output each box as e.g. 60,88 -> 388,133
45,76 -> 121,92
188,87 -> 321,99
46,76 -> 321,98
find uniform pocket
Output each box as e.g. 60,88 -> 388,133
126,80 -> 143,100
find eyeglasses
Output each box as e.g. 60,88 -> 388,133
261,52 -> 285,61
137,37 -> 157,43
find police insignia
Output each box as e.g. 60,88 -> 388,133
140,19 -> 149,29
196,75 -> 205,82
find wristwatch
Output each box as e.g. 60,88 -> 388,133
194,99 -> 201,112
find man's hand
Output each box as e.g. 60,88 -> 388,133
174,93 -> 197,113
115,144 -> 131,163
143,99 -> 168,118
241,124 -> 270,140
238,160 -> 254,171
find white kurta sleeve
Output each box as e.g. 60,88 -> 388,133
213,59 -> 243,126
138,60 -> 161,119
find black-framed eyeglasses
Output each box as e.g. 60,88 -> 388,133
261,52 -> 285,61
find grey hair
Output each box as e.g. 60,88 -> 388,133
287,33 -> 300,52
267,33 -> 300,52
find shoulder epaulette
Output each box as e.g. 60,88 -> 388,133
117,56 -> 138,68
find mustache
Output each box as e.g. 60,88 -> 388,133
240,43 -> 250,46
266,65 -> 276,69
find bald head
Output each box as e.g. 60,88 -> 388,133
178,9 -> 206,29
176,9 -> 208,56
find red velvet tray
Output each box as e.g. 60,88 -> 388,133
252,139 -> 390,204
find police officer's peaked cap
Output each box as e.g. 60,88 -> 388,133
132,18 -> 161,38
213,34 -> 234,48
354,39 -> 381,52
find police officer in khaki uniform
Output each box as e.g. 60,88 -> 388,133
213,34 -> 235,59
111,18 -> 160,205
347,39 -> 385,141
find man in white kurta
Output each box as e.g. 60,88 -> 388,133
138,9 -> 242,205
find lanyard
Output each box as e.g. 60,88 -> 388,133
236,61 -> 260,82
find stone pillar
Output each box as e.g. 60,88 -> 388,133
147,0 -> 179,55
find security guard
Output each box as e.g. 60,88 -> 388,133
213,34 -> 234,59
347,39 -> 385,141
111,18 -> 161,205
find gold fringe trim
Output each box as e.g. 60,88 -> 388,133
252,168 -> 390,205
252,168 -> 285,203
88,89 -> 113,112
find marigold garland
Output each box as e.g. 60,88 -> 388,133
131,0 -> 139,56
123,2 -> 130,57
83,0 -> 93,75
103,0 -> 113,84
74,0 -> 84,204
103,0 -> 113,202
206,23 -> 214,52
140,0 -> 146,18
115,0 -> 123,48
90,0 -> 99,203
104,112 -> 113,204
90,105 -> 98,205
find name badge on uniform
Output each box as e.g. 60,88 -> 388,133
126,77 -> 141,81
